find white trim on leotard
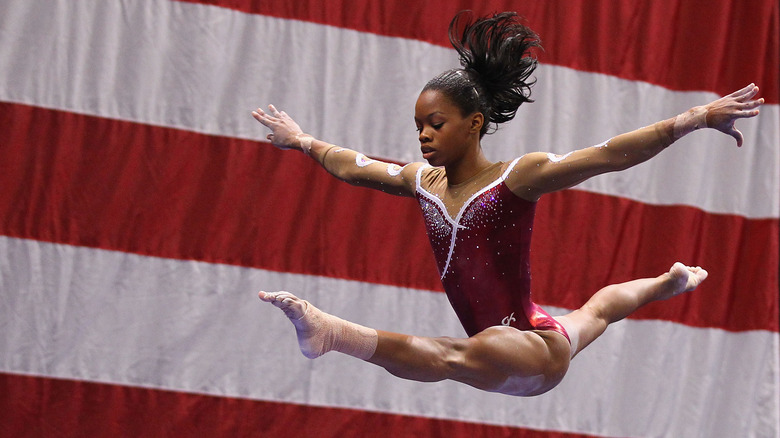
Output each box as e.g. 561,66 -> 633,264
415,158 -> 521,279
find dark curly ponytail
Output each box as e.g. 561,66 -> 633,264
423,11 -> 541,137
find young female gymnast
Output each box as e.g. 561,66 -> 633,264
252,12 -> 763,396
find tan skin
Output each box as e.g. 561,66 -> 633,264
253,84 -> 762,395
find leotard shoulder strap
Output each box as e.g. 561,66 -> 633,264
501,157 -> 522,181
415,164 -> 433,192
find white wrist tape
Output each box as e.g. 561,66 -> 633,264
296,134 -> 314,155
673,107 -> 708,140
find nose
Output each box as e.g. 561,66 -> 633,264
418,129 -> 431,143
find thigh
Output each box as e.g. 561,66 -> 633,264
455,326 -> 571,396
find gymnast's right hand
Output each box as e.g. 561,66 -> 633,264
252,104 -> 313,152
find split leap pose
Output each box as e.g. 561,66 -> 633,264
252,12 -> 763,396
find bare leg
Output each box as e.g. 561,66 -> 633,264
259,291 -> 571,396
369,327 -> 570,396
556,262 -> 708,358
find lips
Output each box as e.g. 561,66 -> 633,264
421,146 -> 435,159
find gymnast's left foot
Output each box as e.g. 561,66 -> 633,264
662,262 -> 709,299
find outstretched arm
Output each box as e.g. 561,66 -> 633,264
252,105 -> 424,197
507,84 -> 764,201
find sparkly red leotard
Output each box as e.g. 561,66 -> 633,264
415,158 -> 569,341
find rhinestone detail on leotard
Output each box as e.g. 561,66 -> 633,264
414,159 -> 570,342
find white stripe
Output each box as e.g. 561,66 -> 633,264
501,157 -> 522,180
416,167 -> 517,280
1,236 -> 777,437
0,0 -> 776,218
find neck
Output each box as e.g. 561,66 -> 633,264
444,145 -> 493,185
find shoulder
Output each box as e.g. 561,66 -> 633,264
503,153 -> 548,201
513,152 -> 548,168
501,152 -> 547,178
395,161 -> 433,193
404,163 -> 443,190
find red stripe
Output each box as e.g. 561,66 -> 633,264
0,372 -> 597,438
533,192 -> 780,330
0,102 -> 777,332
177,0 -> 779,103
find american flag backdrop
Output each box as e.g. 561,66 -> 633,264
0,1 -> 778,437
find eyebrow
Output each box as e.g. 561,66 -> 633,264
414,111 -> 445,122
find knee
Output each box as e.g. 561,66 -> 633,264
580,302 -> 610,329
561,306 -> 608,357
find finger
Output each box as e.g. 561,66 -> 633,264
259,290 -> 292,301
255,108 -> 275,122
258,290 -> 274,301
733,108 -> 761,119
270,291 -> 294,302
253,107 -> 275,120
253,114 -> 273,128
738,84 -> 759,101
268,104 -> 282,117
266,133 -> 274,141
738,99 -> 763,110
730,127 -> 744,147
727,83 -> 755,98
748,97 -> 765,109
255,114 -> 274,128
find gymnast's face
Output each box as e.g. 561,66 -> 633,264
414,89 -> 482,167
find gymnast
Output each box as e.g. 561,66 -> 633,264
251,11 -> 763,396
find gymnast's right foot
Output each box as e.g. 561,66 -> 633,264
259,291 -> 377,360
259,291 -> 325,358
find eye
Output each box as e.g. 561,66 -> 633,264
432,123 -> 444,130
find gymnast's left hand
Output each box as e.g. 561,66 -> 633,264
251,105 -> 310,151
703,84 -> 764,147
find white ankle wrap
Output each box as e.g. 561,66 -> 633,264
292,301 -> 378,360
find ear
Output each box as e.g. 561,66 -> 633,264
469,112 -> 484,134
